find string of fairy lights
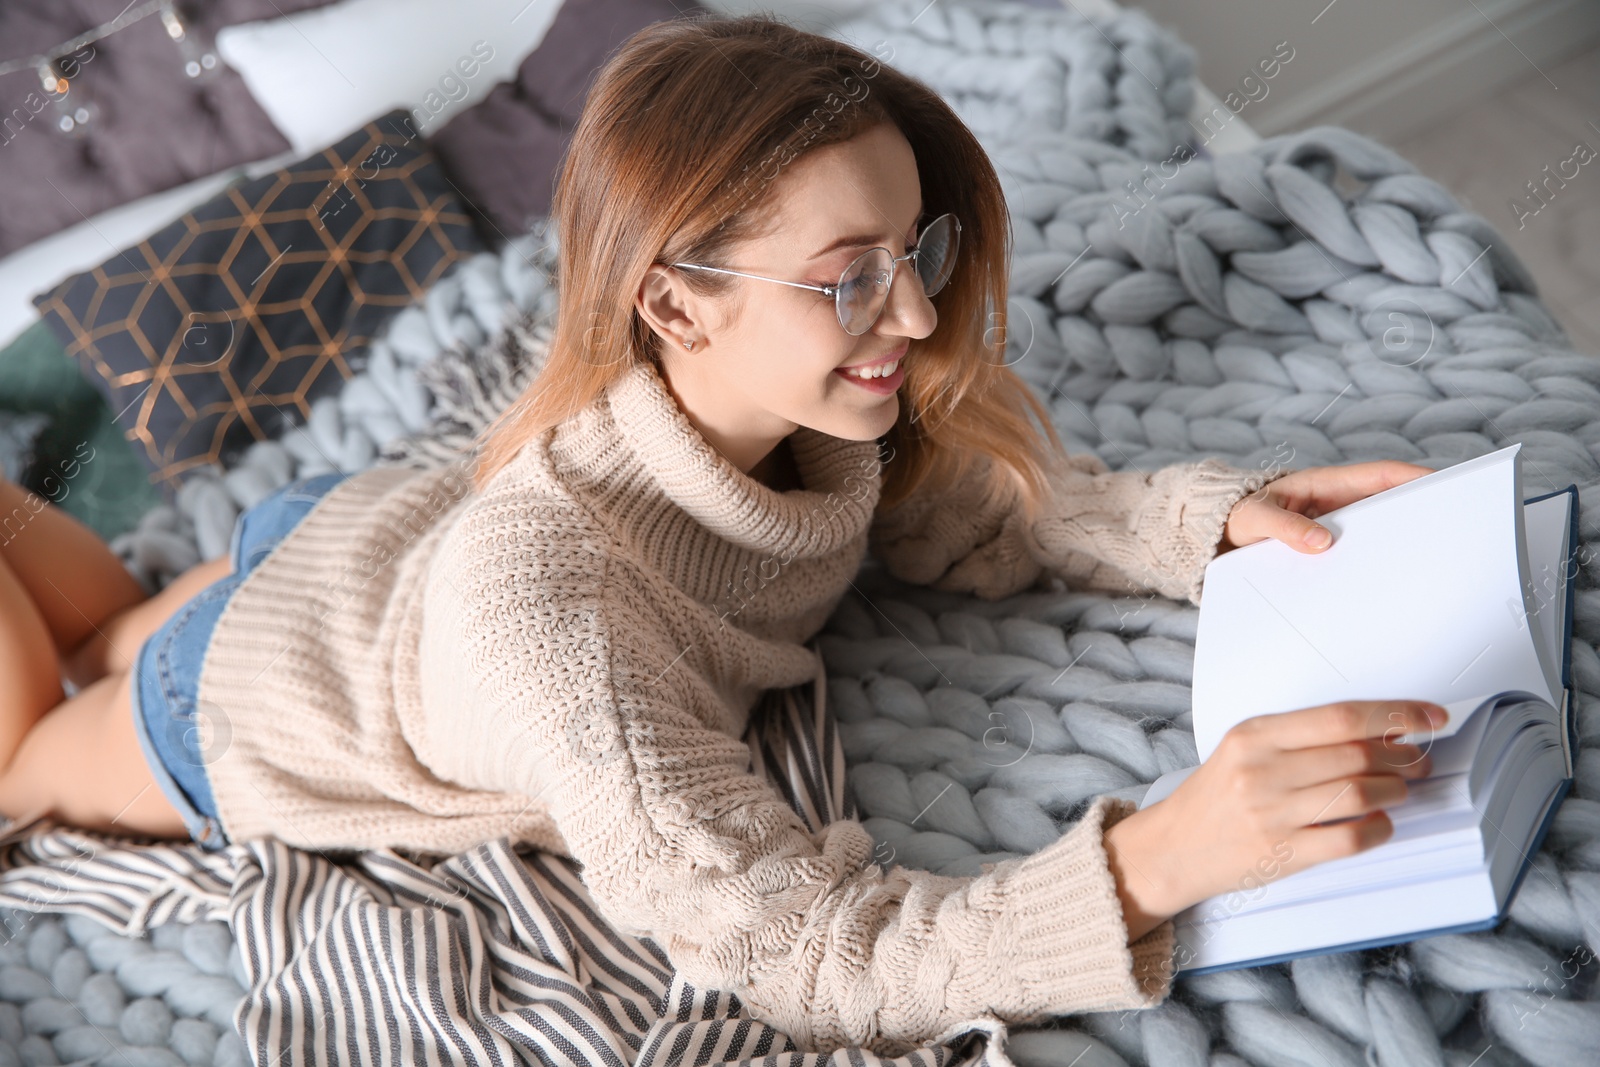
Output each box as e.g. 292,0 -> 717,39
0,1 -> 222,137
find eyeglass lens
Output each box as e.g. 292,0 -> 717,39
837,213 -> 960,335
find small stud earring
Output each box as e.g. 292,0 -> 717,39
684,339 -> 695,350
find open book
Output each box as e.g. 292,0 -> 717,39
1137,442 -> 1580,975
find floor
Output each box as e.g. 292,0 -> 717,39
1390,45 -> 1600,354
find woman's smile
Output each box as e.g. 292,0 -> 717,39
834,340 -> 908,394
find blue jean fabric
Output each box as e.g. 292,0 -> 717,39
129,471 -> 353,850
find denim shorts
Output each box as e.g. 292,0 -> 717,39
130,471 -> 353,850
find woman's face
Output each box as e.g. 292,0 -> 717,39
638,122 -> 938,476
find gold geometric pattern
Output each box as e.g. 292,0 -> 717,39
33,111 -> 482,499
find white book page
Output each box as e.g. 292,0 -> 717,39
1189,444 -> 1551,764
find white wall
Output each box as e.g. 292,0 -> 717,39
700,0 -> 872,26
1129,0 -> 1600,143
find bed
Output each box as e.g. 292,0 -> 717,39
0,2 -> 1595,1066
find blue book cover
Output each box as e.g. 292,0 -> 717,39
1157,472 -> 1580,977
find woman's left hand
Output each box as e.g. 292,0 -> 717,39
1220,460 -> 1434,555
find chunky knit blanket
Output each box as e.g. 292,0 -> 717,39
4,1 -> 1598,1066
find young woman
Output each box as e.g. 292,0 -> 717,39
0,13 -> 1446,1056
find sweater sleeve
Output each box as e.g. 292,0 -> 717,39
870,448 -> 1291,606
422,521 -> 1178,1057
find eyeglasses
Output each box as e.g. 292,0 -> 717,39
669,213 -> 960,336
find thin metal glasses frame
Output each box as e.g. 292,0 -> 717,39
668,212 -> 960,335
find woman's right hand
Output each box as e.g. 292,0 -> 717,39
1102,699 -> 1448,942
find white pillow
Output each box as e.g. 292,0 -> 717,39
215,0 -> 562,156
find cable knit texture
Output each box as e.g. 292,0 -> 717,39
196,357 -> 1279,1054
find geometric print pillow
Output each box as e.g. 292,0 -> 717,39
33,110 -> 483,500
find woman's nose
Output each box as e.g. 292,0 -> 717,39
878,260 -> 937,336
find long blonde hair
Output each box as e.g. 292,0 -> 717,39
469,12 -> 1068,521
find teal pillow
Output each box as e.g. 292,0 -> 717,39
0,320 -> 163,543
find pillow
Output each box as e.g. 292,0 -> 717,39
0,320 -> 163,542
429,0 -> 703,238
516,0 -> 703,128
0,0 -> 343,257
32,111 -> 484,501
429,103 -> 570,238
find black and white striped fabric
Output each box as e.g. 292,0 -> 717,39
0,651 -> 1005,1067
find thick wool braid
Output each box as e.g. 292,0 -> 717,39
817,105 -> 1596,1067
822,111 -> 1600,1062
0,909 -> 253,1066
829,0 -> 1200,162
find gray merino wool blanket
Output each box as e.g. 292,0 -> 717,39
1,2 -> 1598,1066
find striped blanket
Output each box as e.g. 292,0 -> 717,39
0,664 -> 1010,1067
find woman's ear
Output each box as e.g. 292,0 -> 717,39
637,264 -> 701,353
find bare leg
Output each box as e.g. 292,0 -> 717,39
0,476 -> 229,842
0,669 -> 188,841
0,539 -> 231,836
0,552 -> 63,764
62,554 -> 234,687
0,477 -> 149,664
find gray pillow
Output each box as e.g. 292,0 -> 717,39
0,0 -> 342,257
429,0 -> 706,238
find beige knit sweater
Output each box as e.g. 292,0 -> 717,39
196,358 -> 1283,1054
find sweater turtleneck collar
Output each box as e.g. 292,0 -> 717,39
596,358 -> 884,561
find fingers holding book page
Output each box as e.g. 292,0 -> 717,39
1102,698 -> 1449,923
